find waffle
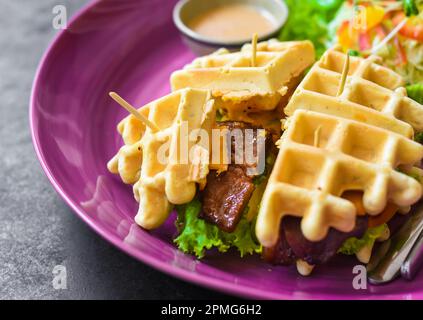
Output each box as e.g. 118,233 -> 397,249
256,109 -> 423,247
170,40 -> 315,118
108,88 -> 216,230
285,48 -> 423,138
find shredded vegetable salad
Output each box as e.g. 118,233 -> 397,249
331,0 -> 423,84
280,0 -> 423,85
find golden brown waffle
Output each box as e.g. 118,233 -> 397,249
256,109 -> 423,247
170,40 -> 315,117
285,48 -> 423,138
108,88 -> 215,229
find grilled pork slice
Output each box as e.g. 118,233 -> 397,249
201,166 -> 255,232
263,216 -> 368,265
201,121 -> 274,233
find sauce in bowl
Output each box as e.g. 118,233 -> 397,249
187,4 -> 276,42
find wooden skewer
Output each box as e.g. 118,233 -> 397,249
109,92 -> 160,132
314,126 -> 322,147
251,33 -> 258,67
371,17 -> 408,55
337,53 -> 350,96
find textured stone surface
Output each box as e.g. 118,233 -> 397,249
0,0 -> 229,300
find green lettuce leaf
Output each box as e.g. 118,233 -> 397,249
407,85 -> 423,145
338,224 -> 388,255
407,83 -> 423,104
174,198 -> 262,259
404,0 -> 419,16
348,49 -> 360,57
398,167 -> 422,182
279,0 -> 345,57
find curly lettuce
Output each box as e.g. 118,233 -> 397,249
338,224 -> 388,255
279,0 -> 345,57
174,198 -> 261,259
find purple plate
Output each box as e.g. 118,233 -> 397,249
30,0 -> 423,299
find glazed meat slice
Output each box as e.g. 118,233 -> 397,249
283,216 -> 368,265
264,216 -> 368,265
201,166 -> 255,233
219,121 -> 271,175
200,121 -> 273,233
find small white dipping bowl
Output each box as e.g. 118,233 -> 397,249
173,0 -> 289,56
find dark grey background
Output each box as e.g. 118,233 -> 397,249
0,0 -> 229,300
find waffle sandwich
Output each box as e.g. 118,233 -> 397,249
107,39 -> 423,278
258,48 -> 423,275
108,40 -> 314,234
108,88 -> 215,229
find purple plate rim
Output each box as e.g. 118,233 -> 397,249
28,0 -> 420,300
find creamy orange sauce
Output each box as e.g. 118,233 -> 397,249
188,4 -> 276,42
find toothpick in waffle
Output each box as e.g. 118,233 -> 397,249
108,88 -> 216,230
285,48 -> 423,138
256,109 -> 423,247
